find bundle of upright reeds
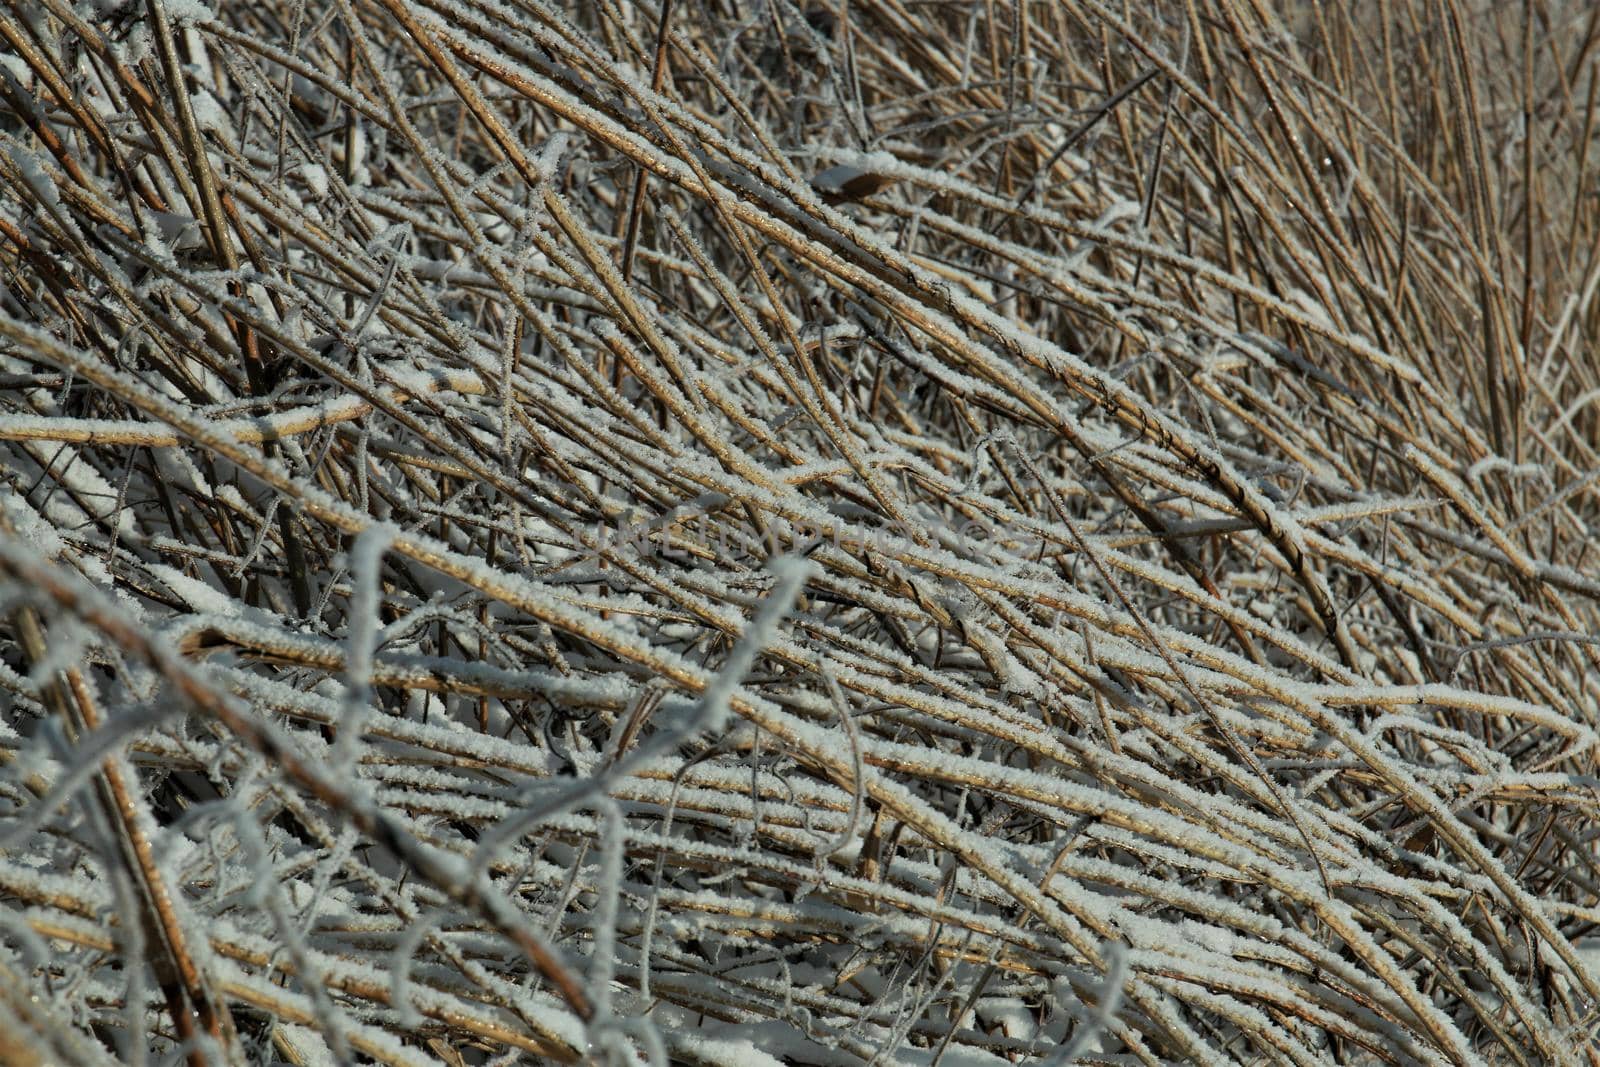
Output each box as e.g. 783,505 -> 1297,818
2,1 -> 1599,1063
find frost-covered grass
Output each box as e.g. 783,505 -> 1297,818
2,0 -> 1600,1063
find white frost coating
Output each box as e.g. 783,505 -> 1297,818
335,524 -> 398,775
1289,287 -> 1337,330
679,556 -> 813,743
7,146 -> 59,208
275,1026 -> 339,1067
1046,944 -> 1127,1067
161,0 -> 216,24
1466,455 -> 1547,485
0,494 -> 65,559
533,130 -> 573,182
147,563 -> 242,616
660,1030 -> 788,1067
189,91 -> 231,137
1091,199 -> 1142,228
301,163 -> 330,198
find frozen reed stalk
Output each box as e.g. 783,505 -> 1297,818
2,1 -> 1600,1064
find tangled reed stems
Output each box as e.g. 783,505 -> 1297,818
2,0 -> 1600,1063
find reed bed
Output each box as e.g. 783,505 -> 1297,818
2,0 -> 1600,1063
